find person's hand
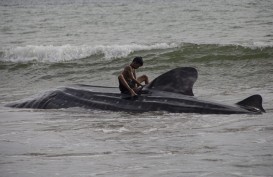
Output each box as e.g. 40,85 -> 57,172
130,89 -> 137,97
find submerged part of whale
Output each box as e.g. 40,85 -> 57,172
6,67 -> 265,114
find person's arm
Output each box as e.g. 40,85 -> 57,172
118,74 -> 137,96
127,67 -> 142,87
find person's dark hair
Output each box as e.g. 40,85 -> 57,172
133,57 -> 143,66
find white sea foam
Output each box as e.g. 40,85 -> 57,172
1,42 -> 271,63
0,43 -> 178,63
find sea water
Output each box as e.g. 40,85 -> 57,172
1,0 -> 273,176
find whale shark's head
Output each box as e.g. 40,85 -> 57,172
145,67 -> 198,96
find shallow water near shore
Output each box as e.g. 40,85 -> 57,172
1,106 -> 273,176
1,0 -> 273,176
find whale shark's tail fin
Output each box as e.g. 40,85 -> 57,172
146,67 -> 198,96
236,94 -> 265,113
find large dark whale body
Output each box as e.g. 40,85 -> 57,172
7,67 -> 265,114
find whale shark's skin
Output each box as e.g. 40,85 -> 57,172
6,67 -> 265,114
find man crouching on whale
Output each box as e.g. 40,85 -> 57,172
118,57 -> 149,96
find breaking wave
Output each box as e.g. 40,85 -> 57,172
0,43 -> 178,63
0,42 -> 272,63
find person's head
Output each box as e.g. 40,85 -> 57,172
131,56 -> 143,69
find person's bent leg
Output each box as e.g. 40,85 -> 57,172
137,75 -> 149,85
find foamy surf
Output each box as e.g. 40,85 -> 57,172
0,43 -> 178,63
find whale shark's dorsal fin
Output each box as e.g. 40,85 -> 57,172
146,67 -> 198,96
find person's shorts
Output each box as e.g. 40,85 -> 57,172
118,79 -> 136,94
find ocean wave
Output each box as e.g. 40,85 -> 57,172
1,42 -> 272,63
0,43 -> 178,63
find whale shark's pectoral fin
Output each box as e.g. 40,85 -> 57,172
146,67 -> 198,96
236,94 -> 265,113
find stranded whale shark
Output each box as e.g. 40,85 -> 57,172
6,67 -> 265,114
